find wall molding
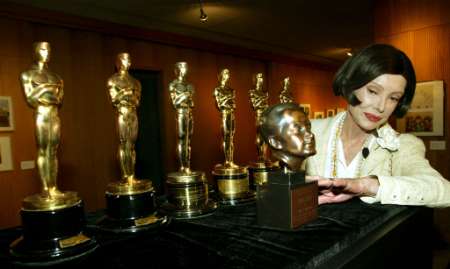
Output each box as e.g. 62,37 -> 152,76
0,2 -> 338,71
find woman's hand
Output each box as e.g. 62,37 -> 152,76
306,175 -> 380,205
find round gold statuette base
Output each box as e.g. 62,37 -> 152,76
248,161 -> 278,190
162,171 -> 217,219
212,164 -> 255,206
97,179 -> 168,233
9,192 -> 98,266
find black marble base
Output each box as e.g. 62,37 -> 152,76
96,212 -> 169,233
9,201 -> 98,266
256,169 -> 318,230
97,191 -> 162,233
105,190 -> 156,220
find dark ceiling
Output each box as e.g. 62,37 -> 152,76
5,0 -> 374,64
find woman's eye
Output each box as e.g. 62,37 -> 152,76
390,96 -> 400,102
368,88 -> 377,94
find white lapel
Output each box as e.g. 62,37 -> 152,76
361,123 -> 399,176
360,143 -> 389,175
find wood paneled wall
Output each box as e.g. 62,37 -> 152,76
374,0 -> 450,243
0,13 -> 337,228
269,63 -> 346,113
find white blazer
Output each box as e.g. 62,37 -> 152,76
305,114 -> 450,208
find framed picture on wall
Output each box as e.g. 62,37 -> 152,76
326,109 -> 335,118
299,104 -> 311,118
396,80 -> 444,136
0,136 -> 13,171
0,97 -> 14,131
314,111 -> 324,119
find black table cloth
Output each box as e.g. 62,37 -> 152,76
0,198 -> 432,268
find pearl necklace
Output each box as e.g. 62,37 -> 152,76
331,113 -> 371,178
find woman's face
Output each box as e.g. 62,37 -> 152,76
348,74 -> 406,131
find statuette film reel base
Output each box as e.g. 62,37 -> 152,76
98,52 -> 167,233
10,41 -> 98,265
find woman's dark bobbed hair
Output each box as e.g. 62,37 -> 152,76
332,44 -> 416,118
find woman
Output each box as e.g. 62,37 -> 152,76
305,44 -> 450,207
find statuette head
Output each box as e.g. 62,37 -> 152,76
174,62 -> 188,78
33,42 -> 51,63
219,69 -> 230,85
261,103 -> 316,170
116,53 -> 131,71
253,73 -> 264,90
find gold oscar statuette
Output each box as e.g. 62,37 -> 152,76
99,52 -> 167,232
212,69 -> 254,204
163,62 -> 216,218
279,77 -> 294,104
248,73 -> 277,188
10,41 -> 97,263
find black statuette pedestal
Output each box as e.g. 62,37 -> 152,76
9,201 -> 98,266
98,190 -> 166,233
256,169 -> 318,231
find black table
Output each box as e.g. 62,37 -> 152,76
0,199 -> 432,268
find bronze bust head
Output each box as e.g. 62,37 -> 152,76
260,103 -> 316,171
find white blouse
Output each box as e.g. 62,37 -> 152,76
323,112 -> 376,179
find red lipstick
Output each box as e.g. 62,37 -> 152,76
364,112 -> 382,122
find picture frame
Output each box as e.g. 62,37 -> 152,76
326,109 -> 335,118
314,111 -> 324,119
0,136 -> 13,171
0,96 -> 14,131
396,80 -> 444,136
299,103 -> 311,118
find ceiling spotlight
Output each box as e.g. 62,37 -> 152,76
346,49 -> 353,57
198,0 -> 208,22
200,8 -> 208,22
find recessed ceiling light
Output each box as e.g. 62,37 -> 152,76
199,0 -> 208,22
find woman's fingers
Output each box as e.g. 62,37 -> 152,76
327,178 -> 348,189
305,175 -> 323,182
319,192 -> 354,204
307,176 -> 366,204
317,179 -> 334,188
